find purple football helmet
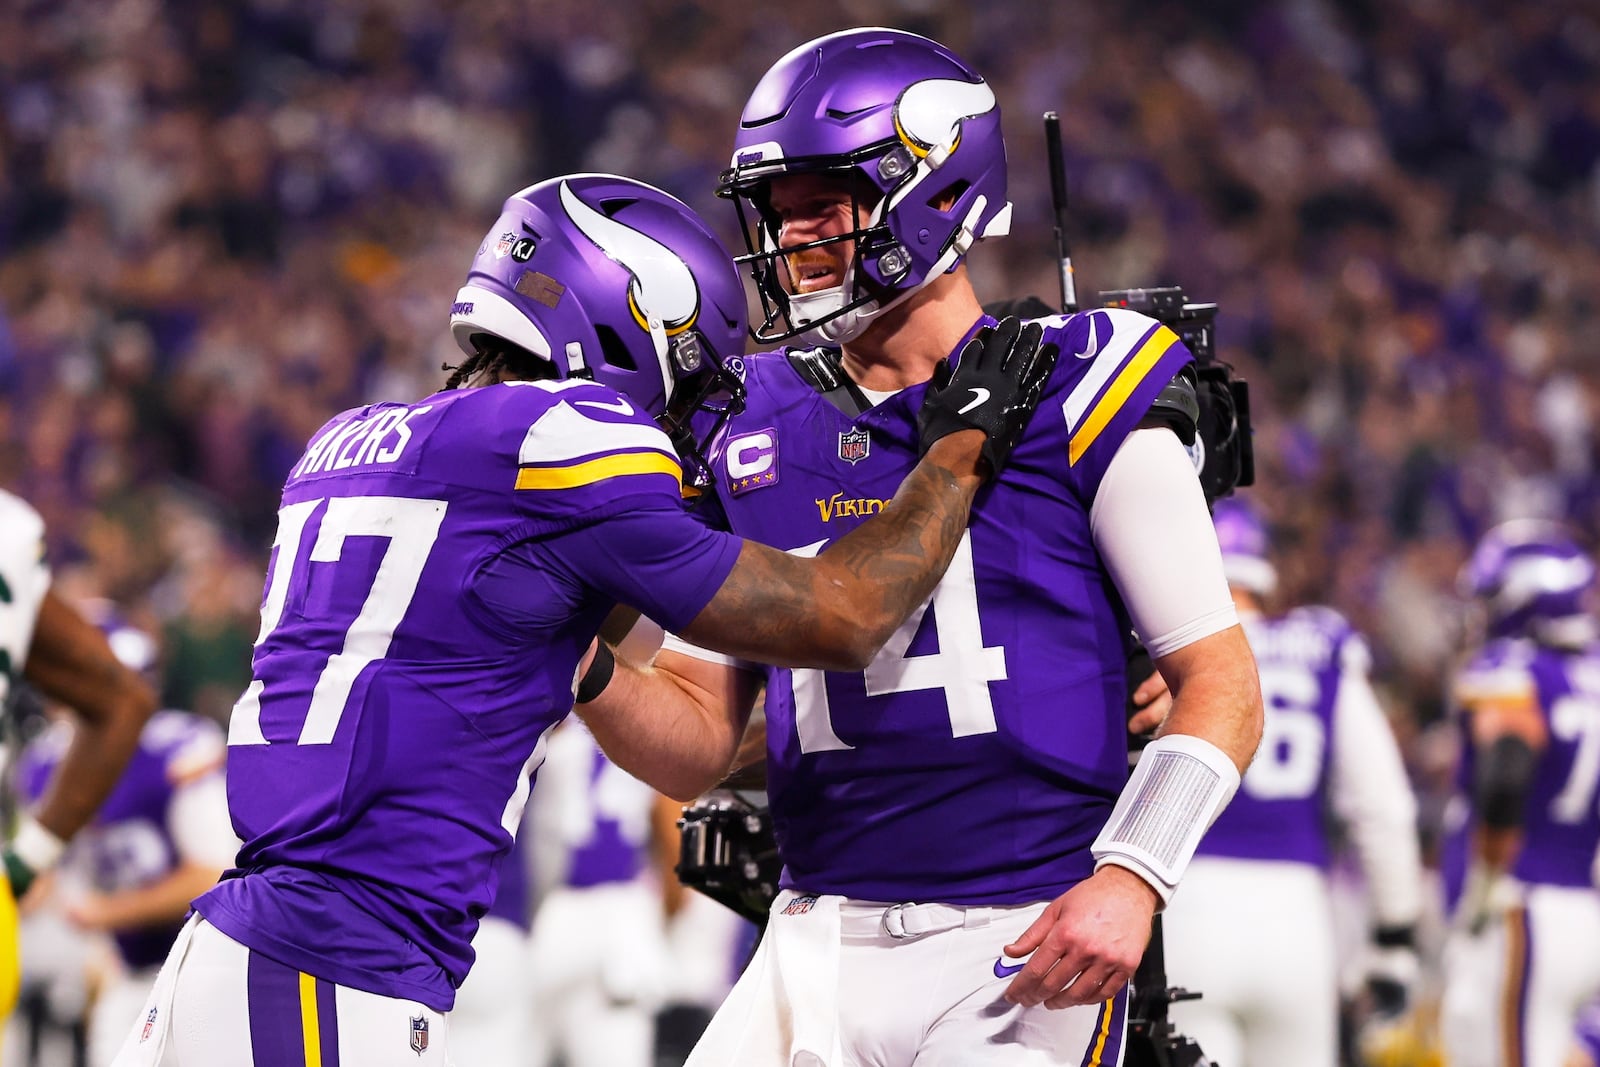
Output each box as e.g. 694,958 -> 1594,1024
1212,498 -> 1276,595
450,173 -> 747,484
76,598 -> 160,680
717,27 -> 1011,346
1461,520 -> 1597,645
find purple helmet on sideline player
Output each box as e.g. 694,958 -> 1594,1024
1212,498 -> 1276,595
74,598 -> 159,681
717,27 -> 1011,346
450,173 -> 748,484
1460,519 -> 1598,646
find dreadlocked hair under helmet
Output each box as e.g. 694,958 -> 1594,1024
441,336 -> 562,391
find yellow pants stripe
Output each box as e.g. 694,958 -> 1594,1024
1083,995 -> 1113,1066
299,971 -> 322,1067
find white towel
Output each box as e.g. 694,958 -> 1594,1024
685,890 -> 844,1067
109,913 -> 201,1067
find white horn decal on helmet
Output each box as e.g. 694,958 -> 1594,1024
560,180 -> 701,401
894,78 -> 996,156
559,181 -> 700,334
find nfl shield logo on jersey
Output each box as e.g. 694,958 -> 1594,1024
409,1014 -> 429,1055
838,427 -> 870,465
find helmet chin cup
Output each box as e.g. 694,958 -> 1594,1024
788,274 -> 881,347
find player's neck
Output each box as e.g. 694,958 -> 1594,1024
839,268 -> 983,393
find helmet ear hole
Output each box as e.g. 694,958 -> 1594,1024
593,325 -> 638,372
927,179 -> 970,213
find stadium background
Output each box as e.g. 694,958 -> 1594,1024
1,0 -> 1597,1061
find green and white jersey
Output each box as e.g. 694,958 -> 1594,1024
0,489 -> 51,706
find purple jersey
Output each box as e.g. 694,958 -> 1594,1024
21,711 -> 226,970
1442,638 -> 1600,909
697,309 -> 1193,905
484,832 -> 531,931
528,722 -> 652,890
196,380 -> 741,1010
1196,607 -> 1357,868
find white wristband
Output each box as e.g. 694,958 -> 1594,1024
1091,734 -> 1241,907
10,815 -> 67,874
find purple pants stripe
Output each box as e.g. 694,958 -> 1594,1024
1502,905 -> 1533,1067
1079,987 -> 1129,1067
315,974 -> 341,1066
246,951 -> 306,1067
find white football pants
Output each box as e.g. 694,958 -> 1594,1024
110,916 -> 453,1066
527,879 -> 667,1067
449,916 -> 531,1067
1441,883 -> 1600,1067
687,889 -> 1128,1067
1162,857 -> 1339,1067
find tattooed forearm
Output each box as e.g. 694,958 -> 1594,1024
681,432 -> 986,671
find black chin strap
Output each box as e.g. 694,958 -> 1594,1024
787,347 -> 875,418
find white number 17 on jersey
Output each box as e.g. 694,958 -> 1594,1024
229,495 -> 447,747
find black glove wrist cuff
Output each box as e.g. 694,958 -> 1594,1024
1373,923 -> 1417,949
576,643 -> 616,704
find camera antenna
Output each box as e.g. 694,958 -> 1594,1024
1044,111 -> 1078,314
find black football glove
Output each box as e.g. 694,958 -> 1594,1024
917,315 -> 1059,477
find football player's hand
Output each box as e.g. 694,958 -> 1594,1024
65,891 -> 114,932
1458,862 -> 1521,936
918,315 -> 1058,478
1127,670 -> 1172,735
1000,865 -> 1158,1009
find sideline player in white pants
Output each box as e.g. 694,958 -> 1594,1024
15,612 -> 238,1067
1439,522 -> 1600,1067
525,719 -> 668,1067
1162,500 -> 1424,1067
448,832 -> 533,1067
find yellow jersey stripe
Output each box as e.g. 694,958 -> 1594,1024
1069,325 -> 1179,466
299,971 -> 322,1067
1083,995 -> 1113,1066
515,450 -> 681,491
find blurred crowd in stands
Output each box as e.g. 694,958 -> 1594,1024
3,0 -> 1599,850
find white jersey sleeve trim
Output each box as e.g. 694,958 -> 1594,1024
1328,662 -> 1425,927
518,393 -> 676,466
659,631 -> 757,674
1088,428 -> 1236,657
168,773 -> 242,869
